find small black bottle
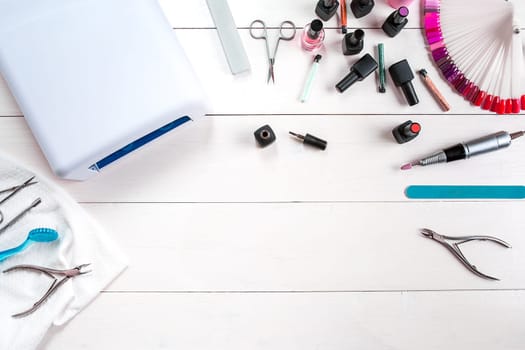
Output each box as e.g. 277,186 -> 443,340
382,6 -> 409,37
389,59 -> 419,106
392,120 -> 421,144
350,0 -> 374,19
342,29 -> 364,55
335,53 -> 378,93
315,0 -> 339,21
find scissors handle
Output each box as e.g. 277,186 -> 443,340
278,20 -> 297,41
249,19 -> 268,40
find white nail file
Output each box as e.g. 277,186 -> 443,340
206,0 -> 251,75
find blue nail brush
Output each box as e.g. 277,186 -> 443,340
0,228 -> 59,262
405,185 -> 525,199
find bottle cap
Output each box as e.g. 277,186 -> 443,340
309,19 -> 324,39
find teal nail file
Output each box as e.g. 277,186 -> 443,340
405,186 -> 525,199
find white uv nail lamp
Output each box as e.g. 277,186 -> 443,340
0,0 -> 209,180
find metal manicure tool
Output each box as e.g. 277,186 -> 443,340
3,263 -> 92,318
249,19 -> 297,83
420,228 -> 511,280
0,176 -> 38,224
0,198 -> 42,236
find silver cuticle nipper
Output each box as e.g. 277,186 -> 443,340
3,263 -> 92,318
420,228 -> 511,281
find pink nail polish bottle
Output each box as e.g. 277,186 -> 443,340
301,19 -> 325,51
387,0 -> 414,8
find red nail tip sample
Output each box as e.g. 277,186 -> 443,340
473,90 -> 485,106
482,94 -> 493,110
504,99 -> 512,114
490,96 -> 500,112
512,99 -> 520,114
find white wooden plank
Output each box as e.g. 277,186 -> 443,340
1,28 -> 519,116
77,202 -> 525,291
159,0 -> 425,29
40,291 -> 525,350
2,116 -> 525,202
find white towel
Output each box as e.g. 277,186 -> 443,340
0,154 -> 127,350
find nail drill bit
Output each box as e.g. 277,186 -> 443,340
401,131 -> 524,170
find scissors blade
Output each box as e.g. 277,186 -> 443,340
267,59 -> 275,84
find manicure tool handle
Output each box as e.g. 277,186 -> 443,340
462,131 -> 512,158
406,185 -> 525,199
300,55 -> 321,102
413,131 -> 513,167
443,131 -> 511,162
0,240 -> 30,262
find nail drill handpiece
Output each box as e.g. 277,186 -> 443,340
401,131 -> 524,170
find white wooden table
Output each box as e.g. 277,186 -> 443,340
1,1 -> 525,349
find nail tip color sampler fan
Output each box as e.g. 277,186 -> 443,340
423,0 -> 525,114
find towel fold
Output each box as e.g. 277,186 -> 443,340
0,154 -> 127,350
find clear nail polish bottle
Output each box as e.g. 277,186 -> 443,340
301,19 -> 325,51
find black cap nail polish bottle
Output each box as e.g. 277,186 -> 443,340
342,29 -> 364,55
382,6 -> 409,37
392,120 -> 421,144
389,59 -> 419,106
316,0 -> 339,21
350,0 -> 374,18
336,53 -> 378,93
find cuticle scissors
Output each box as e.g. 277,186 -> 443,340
249,19 -> 296,84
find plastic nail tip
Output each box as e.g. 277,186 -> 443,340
482,94 -> 493,110
490,96 -> 501,112
504,99 -> 512,114
462,82 -> 474,99
431,47 -> 448,61
467,85 -> 479,102
473,90 -> 485,106
512,99 -> 521,114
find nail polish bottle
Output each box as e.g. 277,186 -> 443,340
301,19 -> 325,52
382,6 -> 409,37
350,0 -> 374,19
387,0 -> 414,8
315,0 -> 339,21
335,53 -> 378,93
342,29 -> 364,55
392,120 -> 421,144
389,59 -> 419,106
